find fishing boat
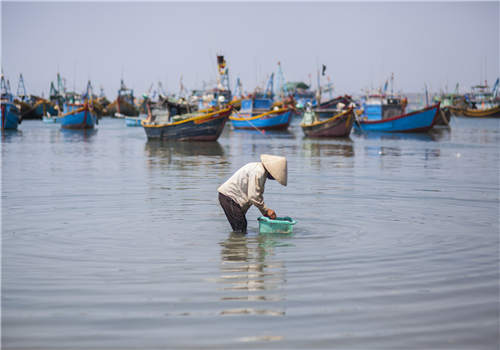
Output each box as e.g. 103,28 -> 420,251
354,103 -> 440,133
436,107 -> 452,126
104,79 -> 139,117
1,74 -> 21,130
229,97 -> 293,130
14,74 -> 38,119
49,73 -> 66,114
125,115 -> 146,127
317,95 -> 354,109
42,114 -> 59,123
141,105 -> 232,141
283,81 -> 316,108
314,96 -> 357,119
462,105 -> 500,118
460,82 -> 500,118
433,87 -> 465,120
360,93 -> 407,121
34,98 -> 59,117
1,101 -> 21,130
191,55 -> 233,111
301,108 -> 354,137
59,101 -> 98,129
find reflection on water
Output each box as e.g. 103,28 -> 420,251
301,139 -> 355,169
145,140 -> 225,157
353,128 -> 451,142
302,139 -> 354,158
218,233 -> 290,317
144,140 -> 225,169
1,129 -> 23,141
59,128 -> 98,142
145,140 -> 224,158
231,128 -> 295,139
364,146 -> 441,161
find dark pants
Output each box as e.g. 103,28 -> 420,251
218,192 -> 247,233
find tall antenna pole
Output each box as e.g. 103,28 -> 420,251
73,61 -> 76,93
484,56 -> 487,86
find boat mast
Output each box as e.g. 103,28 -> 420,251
157,81 -> 166,98
264,73 -> 274,98
179,75 -> 187,100
275,61 -> 285,100
390,72 -> 394,96
1,73 -> 11,101
216,55 -> 230,93
85,80 -> 93,100
16,74 -> 27,101
316,67 -> 321,104
234,77 -> 243,99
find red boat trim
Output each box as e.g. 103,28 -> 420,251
1,104 -> 5,130
361,103 -> 440,125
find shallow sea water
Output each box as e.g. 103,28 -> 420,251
2,116 -> 499,349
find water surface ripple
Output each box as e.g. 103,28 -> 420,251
2,117 -> 499,349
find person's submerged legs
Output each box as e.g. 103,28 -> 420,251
218,192 -> 247,233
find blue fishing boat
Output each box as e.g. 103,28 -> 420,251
59,102 -> 97,129
42,115 -> 59,123
125,115 -> 146,127
34,99 -> 59,118
230,97 -> 292,130
1,74 -> 21,130
1,101 -> 21,130
354,104 -> 440,133
359,93 -> 407,121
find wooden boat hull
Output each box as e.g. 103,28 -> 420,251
1,102 -> 21,130
34,100 -> 58,118
435,107 -> 452,125
354,104 -> 440,133
230,109 -> 292,130
60,105 -> 97,129
142,107 -> 231,141
301,110 -> 354,137
462,105 -> 500,118
105,99 -> 138,117
318,95 -> 353,109
16,100 -> 39,119
447,105 -> 464,116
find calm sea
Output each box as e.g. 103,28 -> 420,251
2,115 -> 499,349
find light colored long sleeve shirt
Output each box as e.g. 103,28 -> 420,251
218,162 -> 269,215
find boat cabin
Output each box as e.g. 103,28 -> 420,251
117,79 -> 135,106
196,88 -> 231,110
239,97 -> 273,117
466,85 -> 497,110
283,82 -> 316,108
1,75 -> 14,102
362,94 -> 405,121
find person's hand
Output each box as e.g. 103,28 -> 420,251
266,209 -> 276,219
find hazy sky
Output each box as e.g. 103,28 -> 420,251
2,1 -> 499,98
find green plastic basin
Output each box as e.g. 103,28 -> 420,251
258,216 -> 296,234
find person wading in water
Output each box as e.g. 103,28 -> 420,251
218,154 -> 287,233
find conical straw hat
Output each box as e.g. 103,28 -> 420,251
261,154 -> 287,186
